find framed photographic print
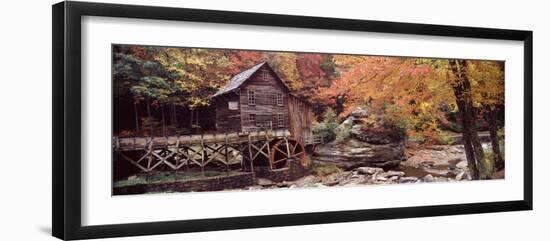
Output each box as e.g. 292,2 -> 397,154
52,1 -> 533,240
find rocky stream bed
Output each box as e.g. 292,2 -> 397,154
246,144 -> 474,190
243,107 -> 493,190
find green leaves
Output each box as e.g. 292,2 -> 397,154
130,76 -> 179,103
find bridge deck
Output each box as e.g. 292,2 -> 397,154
113,129 -> 293,151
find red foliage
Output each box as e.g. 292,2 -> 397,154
296,54 -> 325,81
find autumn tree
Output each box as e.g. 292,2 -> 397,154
468,60 -> 505,170
263,52 -> 301,90
113,46 -> 173,135
447,59 -> 488,179
226,50 -> 264,75
154,48 -> 233,132
317,55 -> 504,179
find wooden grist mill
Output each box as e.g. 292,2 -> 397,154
112,62 -> 322,179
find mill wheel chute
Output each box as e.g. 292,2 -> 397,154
269,137 -> 306,169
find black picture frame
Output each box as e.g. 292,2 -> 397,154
52,1 -> 533,240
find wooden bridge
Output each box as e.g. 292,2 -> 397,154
113,129 -> 323,174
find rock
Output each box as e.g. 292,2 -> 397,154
455,171 -> 466,181
350,125 -> 403,145
127,175 -> 138,180
257,178 -> 274,186
357,167 -> 383,175
350,108 -> 369,118
324,179 -> 341,186
295,175 -> 317,187
420,161 -> 435,168
423,174 -> 435,182
421,167 -> 450,177
450,147 -> 464,154
276,181 -> 294,188
448,158 -> 464,170
375,175 -> 388,181
379,170 -> 405,178
388,176 -> 400,181
399,176 -> 419,183
310,183 -> 327,188
314,107 -> 405,169
342,116 -> 355,125
456,160 -> 468,168
434,177 -> 448,182
314,139 -> 405,169
339,116 -> 355,130
426,145 -> 446,151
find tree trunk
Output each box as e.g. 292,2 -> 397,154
172,102 -> 178,128
133,101 -> 140,134
469,106 -> 487,176
146,97 -> 153,137
189,108 -> 194,131
449,59 -> 486,179
486,106 -> 504,170
169,101 -> 174,125
455,97 -> 480,180
161,103 -> 166,136
195,108 -> 200,132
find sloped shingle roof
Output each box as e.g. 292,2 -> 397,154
212,62 -> 267,97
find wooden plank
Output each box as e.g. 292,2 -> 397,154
114,130 -> 290,151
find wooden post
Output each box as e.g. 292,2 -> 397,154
161,103 -> 166,137
134,102 -> 140,134
174,137 -> 180,181
284,136 -> 290,157
248,134 -> 255,179
200,134 -> 205,176
146,137 -> 153,181
264,130 -> 272,170
224,132 -> 229,174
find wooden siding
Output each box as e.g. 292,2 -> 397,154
239,65 -> 290,132
288,95 -> 314,144
215,93 -> 242,132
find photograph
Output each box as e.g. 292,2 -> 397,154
0,0 -> 542,240
111,44 -> 505,195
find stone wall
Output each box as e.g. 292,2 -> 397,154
113,172 -> 254,195
254,159 -> 311,182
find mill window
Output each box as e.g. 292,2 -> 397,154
261,70 -> 269,81
228,101 -> 238,110
277,113 -> 284,128
250,114 -> 256,123
248,91 -> 255,105
277,93 -> 283,106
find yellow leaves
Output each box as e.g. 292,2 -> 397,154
320,56 -> 503,142
268,52 -> 300,90
419,102 -> 432,114
187,96 -> 210,107
467,60 -> 504,106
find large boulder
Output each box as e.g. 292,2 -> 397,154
350,124 -> 403,144
314,108 -> 406,170
314,138 -> 405,170
349,108 -> 369,118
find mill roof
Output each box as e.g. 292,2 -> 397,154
212,62 -> 290,97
